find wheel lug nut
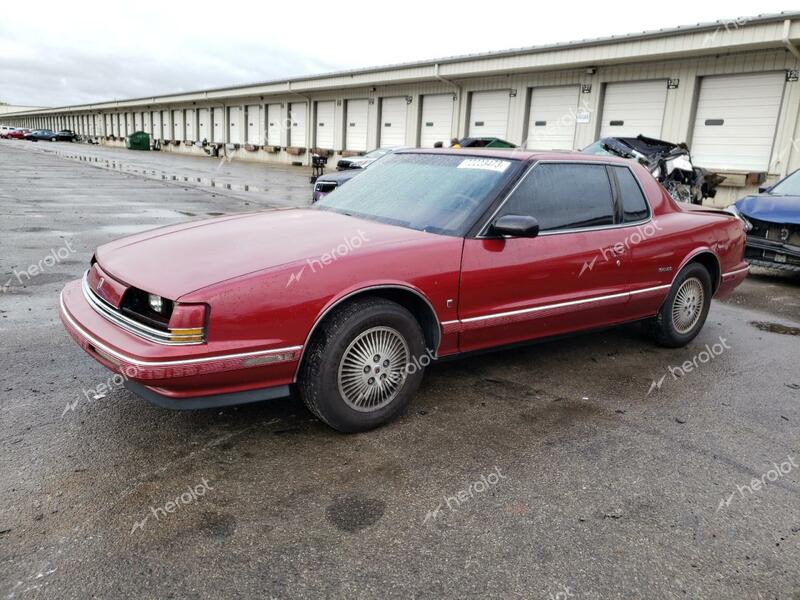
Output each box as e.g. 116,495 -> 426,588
363,366 -> 370,374
368,377 -> 375,384
373,355 -> 380,362
383,360 -> 390,367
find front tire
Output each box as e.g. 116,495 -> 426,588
298,297 -> 427,432
647,262 -> 712,347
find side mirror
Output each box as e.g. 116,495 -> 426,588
491,214 -> 540,238
758,184 -> 771,194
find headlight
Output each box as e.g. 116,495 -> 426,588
725,205 -> 752,232
148,293 -> 164,313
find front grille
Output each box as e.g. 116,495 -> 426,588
748,217 -> 800,245
314,181 -> 338,194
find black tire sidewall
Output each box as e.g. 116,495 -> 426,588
658,263 -> 712,346
305,300 -> 427,432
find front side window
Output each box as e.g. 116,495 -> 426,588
498,163 -> 615,232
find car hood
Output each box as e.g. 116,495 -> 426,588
735,194 -> 800,225
95,208 -> 445,299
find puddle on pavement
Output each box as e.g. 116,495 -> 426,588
750,321 -> 800,336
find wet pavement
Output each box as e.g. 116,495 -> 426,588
1,140 -> 799,599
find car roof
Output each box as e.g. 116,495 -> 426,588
394,147 -> 636,166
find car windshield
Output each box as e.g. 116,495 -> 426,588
769,170 -> 800,196
316,153 -> 519,235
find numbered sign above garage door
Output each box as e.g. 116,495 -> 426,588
346,99 -> 369,151
690,72 -> 785,172
469,90 -> 510,139
380,97 -> 408,147
420,94 -> 454,148
600,80 -> 667,138
526,85 -> 581,150
315,101 -> 335,150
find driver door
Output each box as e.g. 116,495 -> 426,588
457,161 -> 632,352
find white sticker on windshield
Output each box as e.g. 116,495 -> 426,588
457,158 -> 511,173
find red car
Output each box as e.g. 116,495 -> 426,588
6,128 -> 29,139
60,149 -> 749,432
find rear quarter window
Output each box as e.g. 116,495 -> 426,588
612,166 -> 650,222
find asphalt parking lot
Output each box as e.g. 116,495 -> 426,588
1,140 -> 799,599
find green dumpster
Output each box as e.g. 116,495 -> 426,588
126,131 -> 150,151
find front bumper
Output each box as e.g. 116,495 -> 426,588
59,278 -> 300,404
744,235 -> 800,271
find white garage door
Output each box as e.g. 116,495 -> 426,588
690,72 -> 785,171
229,106 -> 243,144
600,80 -> 667,138
153,111 -> 163,140
420,94 -> 454,148
185,109 -> 196,141
346,99 -> 369,151
171,110 -> 183,140
289,102 -> 307,148
315,101 -> 335,150
104,114 -> 112,137
143,112 -> 152,137
246,104 -> 262,144
133,112 -> 141,132
212,108 -> 224,143
266,104 -> 282,146
380,97 -> 407,147
469,90 -> 510,138
526,85 -> 581,150
198,108 -> 210,141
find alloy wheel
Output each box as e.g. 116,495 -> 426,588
671,276 -> 705,334
337,326 -> 410,412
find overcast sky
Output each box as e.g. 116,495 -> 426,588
0,0 -> 794,107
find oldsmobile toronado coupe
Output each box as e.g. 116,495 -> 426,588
60,149 -> 749,432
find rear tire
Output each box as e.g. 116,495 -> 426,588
646,262 -> 712,347
298,297 -> 427,432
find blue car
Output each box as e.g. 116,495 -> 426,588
729,169 -> 800,271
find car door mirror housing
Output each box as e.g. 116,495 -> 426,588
490,214 -> 540,238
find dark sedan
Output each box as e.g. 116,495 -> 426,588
55,129 -> 77,141
729,169 -> 800,271
24,129 -> 59,142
